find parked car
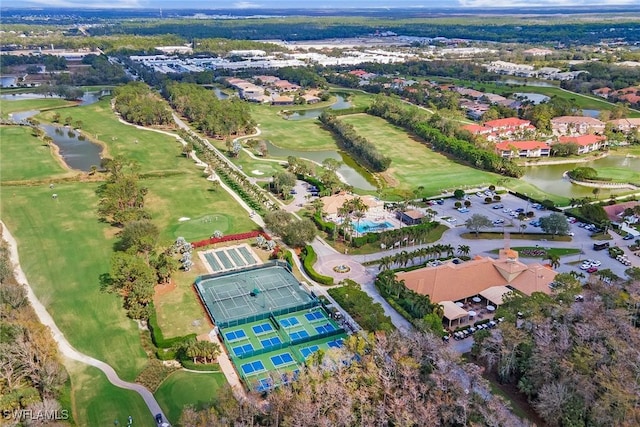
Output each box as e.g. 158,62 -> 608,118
623,234 -> 634,240
587,267 -> 599,273
492,204 -> 503,209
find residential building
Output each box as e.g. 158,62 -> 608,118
494,140 -> 550,158
608,118 -> 640,133
550,116 -> 605,136
592,87 -> 613,98
523,48 -> 553,56
557,134 -> 607,154
271,95 -> 294,106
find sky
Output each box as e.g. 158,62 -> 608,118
12,0 -> 640,10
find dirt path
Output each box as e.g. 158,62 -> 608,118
1,221 -> 170,426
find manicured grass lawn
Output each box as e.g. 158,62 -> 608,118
68,362 -> 156,427
155,370 -> 227,425
232,148 -> 286,178
143,172 -> 260,243
595,166 -> 640,182
0,126 -> 73,181
0,182 -> 148,380
461,232 -> 572,241
38,98 -> 184,174
0,98 -> 76,118
339,114 -> 499,198
251,104 -> 339,151
491,246 -> 581,257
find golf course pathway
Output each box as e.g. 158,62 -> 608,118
1,221 -> 170,426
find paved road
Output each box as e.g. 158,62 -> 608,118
1,221 -> 170,426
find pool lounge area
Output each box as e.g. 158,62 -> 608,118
352,219 -> 394,235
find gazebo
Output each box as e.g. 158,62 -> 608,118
441,301 -> 469,328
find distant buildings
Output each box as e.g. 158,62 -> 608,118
484,61 -> 585,80
550,116 -> 606,136
557,135 -> 607,154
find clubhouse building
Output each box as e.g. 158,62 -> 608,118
396,243 -> 557,327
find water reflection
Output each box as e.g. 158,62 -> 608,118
284,95 -> 351,121
262,140 -> 376,190
522,155 -> 640,198
41,124 -> 103,172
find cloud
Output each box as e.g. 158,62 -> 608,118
23,0 -> 142,7
234,1 -> 261,8
458,0 -> 636,6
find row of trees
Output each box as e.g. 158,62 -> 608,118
318,111 -> 392,172
113,82 -> 174,126
475,273 -> 640,426
367,96 -> 524,177
0,238 -> 69,417
165,82 -> 254,138
180,331 -> 525,426
97,157 -> 179,319
377,243 -> 468,271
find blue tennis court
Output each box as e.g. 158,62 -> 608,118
280,317 -> 300,328
252,323 -> 274,334
328,339 -> 344,349
256,378 -> 273,392
305,311 -> 325,321
260,337 -> 282,349
300,345 -> 320,358
315,324 -> 336,334
233,343 -> 254,356
289,330 -> 310,341
225,330 -> 247,341
271,353 -> 294,367
240,360 -> 265,375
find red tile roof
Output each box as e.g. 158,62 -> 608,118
462,124 -> 491,134
495,140 -> 548,151
558,134 -> 606,146
484,117 -> 530,128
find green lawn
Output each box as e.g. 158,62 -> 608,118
0,98 -> 77,119
68,362 -> 156,427
339,114 -> 499,198
37,98 -> 185,174
491,246 -> 581,257
251,104 -> 339,151
143,172 -> 260,243
0,182 -> 148,380
595,166 -> 640,183
0,126 -> 73,182
155,370 -> 227,425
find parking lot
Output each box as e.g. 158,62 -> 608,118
430,191 -> 549,233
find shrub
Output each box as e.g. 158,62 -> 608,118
135,359 -> 179,392
180,360 -> 220,371
328,280 -> 394,332
300,245 -> 333,285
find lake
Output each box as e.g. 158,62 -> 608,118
496,79 -> 556,87
0,76 -> 17,87
521,155 -> 640,198
284,95 -> 352,120
263,140 -> 376,191
1,90 -> 109,106
42,124 -> 103,172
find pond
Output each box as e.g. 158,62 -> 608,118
514,92 -> 549,105
212,87 -> 229,100
521,155 -> 640,198
495,79 -> 557,87
0,90 -> 110,106
41,124 -> 103,172
581,109 -> 601,118
263,140 -> 376,191
283,95 -> 352,120
0,76 -> 17,87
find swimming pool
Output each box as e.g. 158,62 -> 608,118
352,219 -> 394,235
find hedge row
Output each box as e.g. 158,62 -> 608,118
312,213 -> 337,235
300,245 -> 334,285
148,305 -> 197,349
180,360 -> 220,371
191,231 -> 271,248
296,174 -> 327,193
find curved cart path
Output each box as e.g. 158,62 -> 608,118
1,221 -> 169,425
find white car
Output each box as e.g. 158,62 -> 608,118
591,260 -> 601,267
580,263 -> 592,270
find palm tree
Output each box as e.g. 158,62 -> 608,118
353,210 -> 366,238
457,244 -> 470,257
443,244 -> 455,258
599,219 -> 611,233
378,256 -> 393,271
545,253 -> 561,269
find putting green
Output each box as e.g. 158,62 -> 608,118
172,214 -> 232,241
